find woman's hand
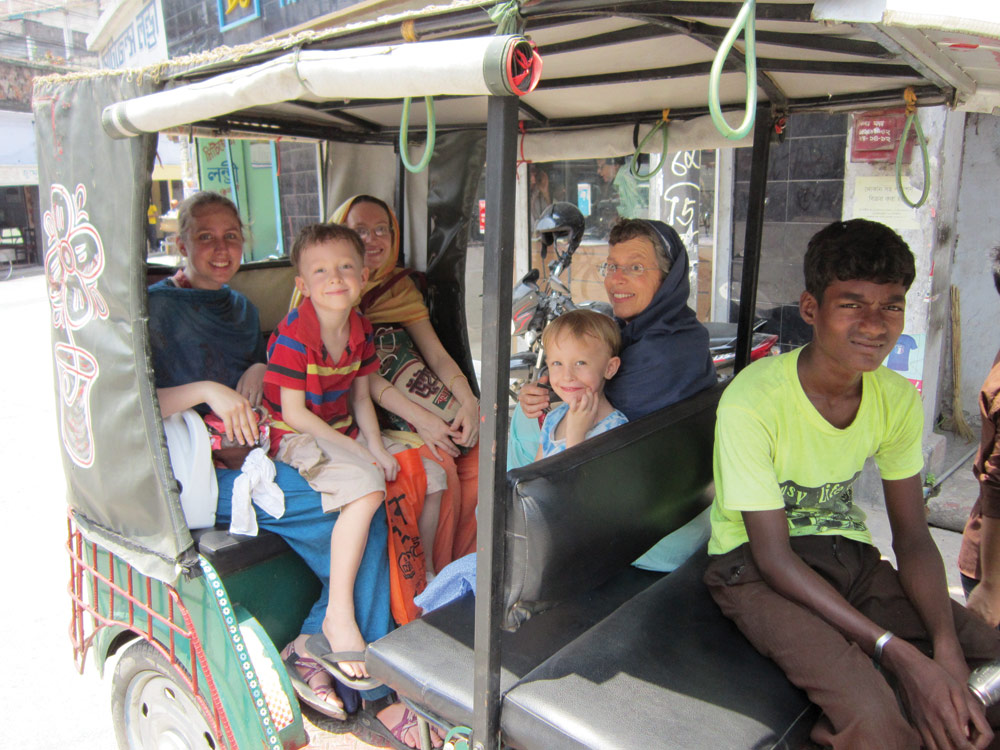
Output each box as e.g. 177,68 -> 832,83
410,408 -> 461,461
203,382 -> 259,446
236,363 -> 267,406
371,445 -> 400,482
518,375 -> 551,419
450,398 -> 480,448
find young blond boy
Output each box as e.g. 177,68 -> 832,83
535,309 -> 627,460
262,223 -> 397,688
263,224 -> 446,690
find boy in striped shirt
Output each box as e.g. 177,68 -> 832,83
263,223 -> 398,690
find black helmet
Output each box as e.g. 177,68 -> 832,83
534,201 -> 585,254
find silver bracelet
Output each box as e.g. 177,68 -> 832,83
873,631 -> 894,664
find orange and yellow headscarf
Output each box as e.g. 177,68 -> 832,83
289,195 -> 429,327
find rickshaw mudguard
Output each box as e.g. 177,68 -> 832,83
33,72 -> 196,585
75,533 -> 309,750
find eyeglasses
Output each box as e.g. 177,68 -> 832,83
597,262 -> 654,278
352,224 -> 391,241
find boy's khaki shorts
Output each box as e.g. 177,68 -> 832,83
276,432 -> 446,513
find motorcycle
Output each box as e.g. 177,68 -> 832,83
510,203 -> 612,390
707,319 -> 780,377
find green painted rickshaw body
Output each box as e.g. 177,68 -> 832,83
83,540 -> 313,749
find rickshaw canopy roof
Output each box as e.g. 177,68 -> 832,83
86,0 -> 1000,149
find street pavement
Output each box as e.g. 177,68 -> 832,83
0,272 -> 116,749
0,269 -> 984,748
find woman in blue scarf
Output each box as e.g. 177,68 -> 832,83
510,218 -> 716,467
149,192 -> 439,749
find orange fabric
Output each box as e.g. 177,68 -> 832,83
384,448 -> 428,625
454,444 -> 480,559
419,442 -> 479,572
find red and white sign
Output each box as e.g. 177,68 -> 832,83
851,108 -> 914,164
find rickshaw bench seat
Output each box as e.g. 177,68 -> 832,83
191,527 -> 291,577
368,385 -> 748,740
499,548 -> 815,750
366,566 -> 663,727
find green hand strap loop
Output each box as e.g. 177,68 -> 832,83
708,0 -> 757,141
399,96 -> 436,174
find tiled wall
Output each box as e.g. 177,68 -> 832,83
730,112 -> 847,350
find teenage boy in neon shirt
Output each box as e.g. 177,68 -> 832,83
705,219 -> 1000,750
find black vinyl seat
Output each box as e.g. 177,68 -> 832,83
367,384 -> 815,747
191,527 -> 290,577
366,566 -> 663,728
500,550 -> 816,750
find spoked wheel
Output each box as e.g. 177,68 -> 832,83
111,639 -> 218,750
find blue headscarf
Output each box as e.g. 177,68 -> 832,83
604,220 -> 716,419
147,279 -> 266,406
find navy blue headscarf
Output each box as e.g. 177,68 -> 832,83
604,220 -> 716,419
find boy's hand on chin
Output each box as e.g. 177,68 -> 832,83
563,389 -> 599,445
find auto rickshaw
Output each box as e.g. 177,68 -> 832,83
35,1 -> 1000,748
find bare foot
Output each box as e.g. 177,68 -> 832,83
376,701 -> 444,749
318,614 -> 368,679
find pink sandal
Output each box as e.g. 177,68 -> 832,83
279,643 -> 347,721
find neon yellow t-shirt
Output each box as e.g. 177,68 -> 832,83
708,347 -> 924,556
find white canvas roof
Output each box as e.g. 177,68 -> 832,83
89,0 -> 1000,155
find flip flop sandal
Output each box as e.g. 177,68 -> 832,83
279,644 -> 348,721
304,633 -> 382,691
355,705 -> 427,750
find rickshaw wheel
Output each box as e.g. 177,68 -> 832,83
111,639 -> 217,750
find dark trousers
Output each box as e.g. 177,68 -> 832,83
705,535 -> 1000,750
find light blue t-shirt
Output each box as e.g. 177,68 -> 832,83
539,402 -> 628,458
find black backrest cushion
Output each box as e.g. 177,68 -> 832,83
503,383 -> 724,628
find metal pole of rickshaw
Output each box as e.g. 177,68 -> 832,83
394,144 -> 406,265
734,105 -> 774,373
471,94 -> 518,750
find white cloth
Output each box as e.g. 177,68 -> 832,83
229,447 -> 286,536
163,409 -> 218,529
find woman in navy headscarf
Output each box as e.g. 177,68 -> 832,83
509,218 -> 716,468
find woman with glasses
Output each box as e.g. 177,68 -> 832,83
330,194 -> 480,576
512,218 -> 716,467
